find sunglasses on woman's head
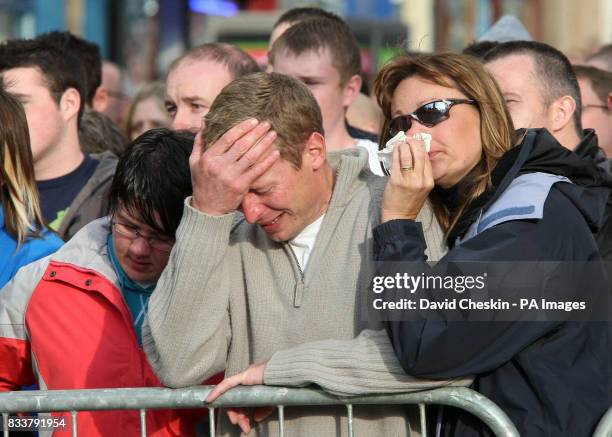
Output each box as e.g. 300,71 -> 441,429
388,98 -> 476,137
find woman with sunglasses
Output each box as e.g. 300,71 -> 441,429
374,53 -> 610,436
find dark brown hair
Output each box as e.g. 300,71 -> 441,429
0,38 -> 87,124
273,7 -> 340,29
269,17 -> 361,85
573,64 -> 612,104
484,40 -> 583,135
586,43 -> 612,72
375,52 -> 516,234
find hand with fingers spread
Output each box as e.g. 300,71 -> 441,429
190,118 -> 280,215
381,136 -> 434,223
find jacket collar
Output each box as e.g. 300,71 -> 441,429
57,152 -> 119,236
448,128 -> 609,246
326,146 -> 373,209
574,129 -> 602,160
51,217 -> 118,285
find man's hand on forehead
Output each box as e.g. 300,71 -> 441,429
190,118 -> 280,215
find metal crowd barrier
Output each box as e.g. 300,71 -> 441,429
594,406 -> 612,437
0,385 -> 519,437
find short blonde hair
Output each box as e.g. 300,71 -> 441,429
203,72 -> 323,168
375,52 -> 516,233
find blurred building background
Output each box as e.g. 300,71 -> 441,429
0,0 -> 611,92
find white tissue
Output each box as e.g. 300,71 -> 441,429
412,132 -> 432,152
377,132 -> 432,173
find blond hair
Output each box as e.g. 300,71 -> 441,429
203,72 -> 323,168
0,85 -> 47,244
375,52 -> 516,234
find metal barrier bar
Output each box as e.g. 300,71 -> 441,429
419,403 -> 427,437
140,408 -> 146,437
277,405 -> 284,437
0,386 -> 519,437
71,411 -> 77,437
594,406 -> 612,437
2,413 -> 7,437
208,407 -> 215,437
346,403 -> 353,437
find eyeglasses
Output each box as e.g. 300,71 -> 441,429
111,221 -> 174,252
583,104 -> 608,111
388,98 -> 477,137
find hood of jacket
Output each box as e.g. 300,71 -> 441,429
56,151 -> 118,238
573,129 -> 612,181
448,128 -> 610,245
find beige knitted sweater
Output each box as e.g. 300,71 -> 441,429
143,148 -> 469,436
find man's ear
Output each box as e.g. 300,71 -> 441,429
60,88 -> 82,123
342,74 -> 362,109
92,86 -> 108,112
303,132 -> 326,170
607,92 -> 612,110
548,95 -> 576,133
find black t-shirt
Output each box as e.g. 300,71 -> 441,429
38,155 -> 99,230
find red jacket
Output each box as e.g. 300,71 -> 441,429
0,219 -> 222,436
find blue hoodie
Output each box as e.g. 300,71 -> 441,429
0,206 -> 64,289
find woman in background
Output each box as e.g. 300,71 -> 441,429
125,82 -> 171,141
0,86 -> 63,288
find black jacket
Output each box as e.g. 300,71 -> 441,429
574,129 -> 612,260
374,129 -> 611,437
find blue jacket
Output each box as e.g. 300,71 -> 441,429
374,129 -> 611,437
0,207 -> 63,289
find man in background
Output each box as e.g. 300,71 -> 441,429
573,65 -> 612,158
269,17 -> 383,175
269,7 -> 382,143
0,38 -> 117,240
586,44 -> 612,72
95,60 -> 130,127
165,43 -> 259,132
483,41 -> 611,259
36,31 -> 128,157
36,31 -> 102,110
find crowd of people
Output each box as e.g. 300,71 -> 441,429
0,8 -> 610,437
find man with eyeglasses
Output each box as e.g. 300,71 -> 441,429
0,129 -> 220,437
573,65 -> 612,159
573,65 -> 612,261
95,60 -> 130,128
